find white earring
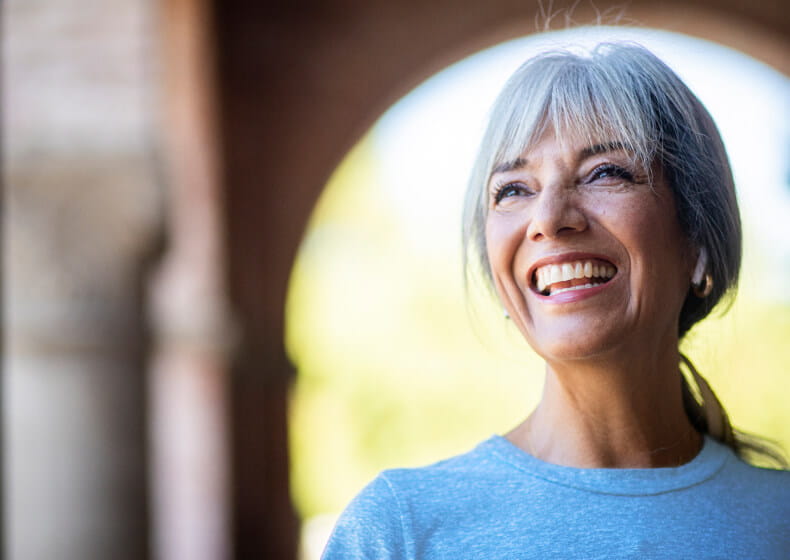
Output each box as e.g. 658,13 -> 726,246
692,247 -> 713,298
692,247 -> 708,286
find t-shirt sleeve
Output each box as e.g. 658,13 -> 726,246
321,473 -> 410,560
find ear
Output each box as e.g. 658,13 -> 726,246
692,247 -> 708,286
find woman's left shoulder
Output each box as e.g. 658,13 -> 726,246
719,451 -> 790,501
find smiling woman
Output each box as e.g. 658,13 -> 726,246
321,42 -> 789,559
485,129 -> 692,375
465,44 -> 746,464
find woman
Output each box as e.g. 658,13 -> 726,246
322,42 -> 789,559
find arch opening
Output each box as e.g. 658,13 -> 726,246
285,25 -> 790,559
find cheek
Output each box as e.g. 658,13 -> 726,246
618,202 -> 691,298
485,215 -> 527,283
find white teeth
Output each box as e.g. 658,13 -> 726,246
551,282 -> 601,296
533,259 -> 617,295
537,268 -> 547,292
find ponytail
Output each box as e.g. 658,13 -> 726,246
680,353 -> 787,468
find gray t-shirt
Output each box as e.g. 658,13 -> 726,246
323,435 -> 790,559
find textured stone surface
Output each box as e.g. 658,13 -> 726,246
4,1 -> 162,558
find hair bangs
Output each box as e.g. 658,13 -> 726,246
490,49 -> 658,180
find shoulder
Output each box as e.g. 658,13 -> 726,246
321,474 -> 408,560
718,450 -> 790,498
704,441 -> 790,527
321,437 -> 506,560
384,436 -> 506,485
712,438 -> 790,486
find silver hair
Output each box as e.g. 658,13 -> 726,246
462,42 -> 787,467
462,41 -> 740,337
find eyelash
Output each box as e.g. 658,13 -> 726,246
492,163 -> 637,205
589,163 -> 635,183
493,182 -> 531,204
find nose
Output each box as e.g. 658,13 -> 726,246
525,187 -> 587,241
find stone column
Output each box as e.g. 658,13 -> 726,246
148,0 -> 232,558
3,1 -> 161,558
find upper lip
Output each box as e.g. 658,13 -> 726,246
527,251 -> 619,292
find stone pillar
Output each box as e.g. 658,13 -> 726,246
3,1 -> 161,558
148,0 -> 232,558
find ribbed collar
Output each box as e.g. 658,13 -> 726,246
484,434 -> 731,496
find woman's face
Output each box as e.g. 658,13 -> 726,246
485,128 -> 694,362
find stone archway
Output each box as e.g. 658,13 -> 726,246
213,1 -> 789,558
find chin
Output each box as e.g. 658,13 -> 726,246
523,322 -> 628,363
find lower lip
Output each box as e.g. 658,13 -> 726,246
533,278 -> 615,304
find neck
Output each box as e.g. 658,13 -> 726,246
507,346 -> 702,468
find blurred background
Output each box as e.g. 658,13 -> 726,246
3,1 -> 789,560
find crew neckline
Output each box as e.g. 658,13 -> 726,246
484,434 -> 731,496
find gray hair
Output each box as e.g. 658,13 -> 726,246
463,42 -> 786,466
463,42 -> 740,336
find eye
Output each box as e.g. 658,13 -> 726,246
588,163 -> 635,183
493,182 -> 532,204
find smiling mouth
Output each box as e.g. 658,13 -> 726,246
533,259 -> 617,296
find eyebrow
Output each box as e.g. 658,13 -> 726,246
491,157 -> 527,174
581,141 -> 627,158
490,141 -> 629,176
